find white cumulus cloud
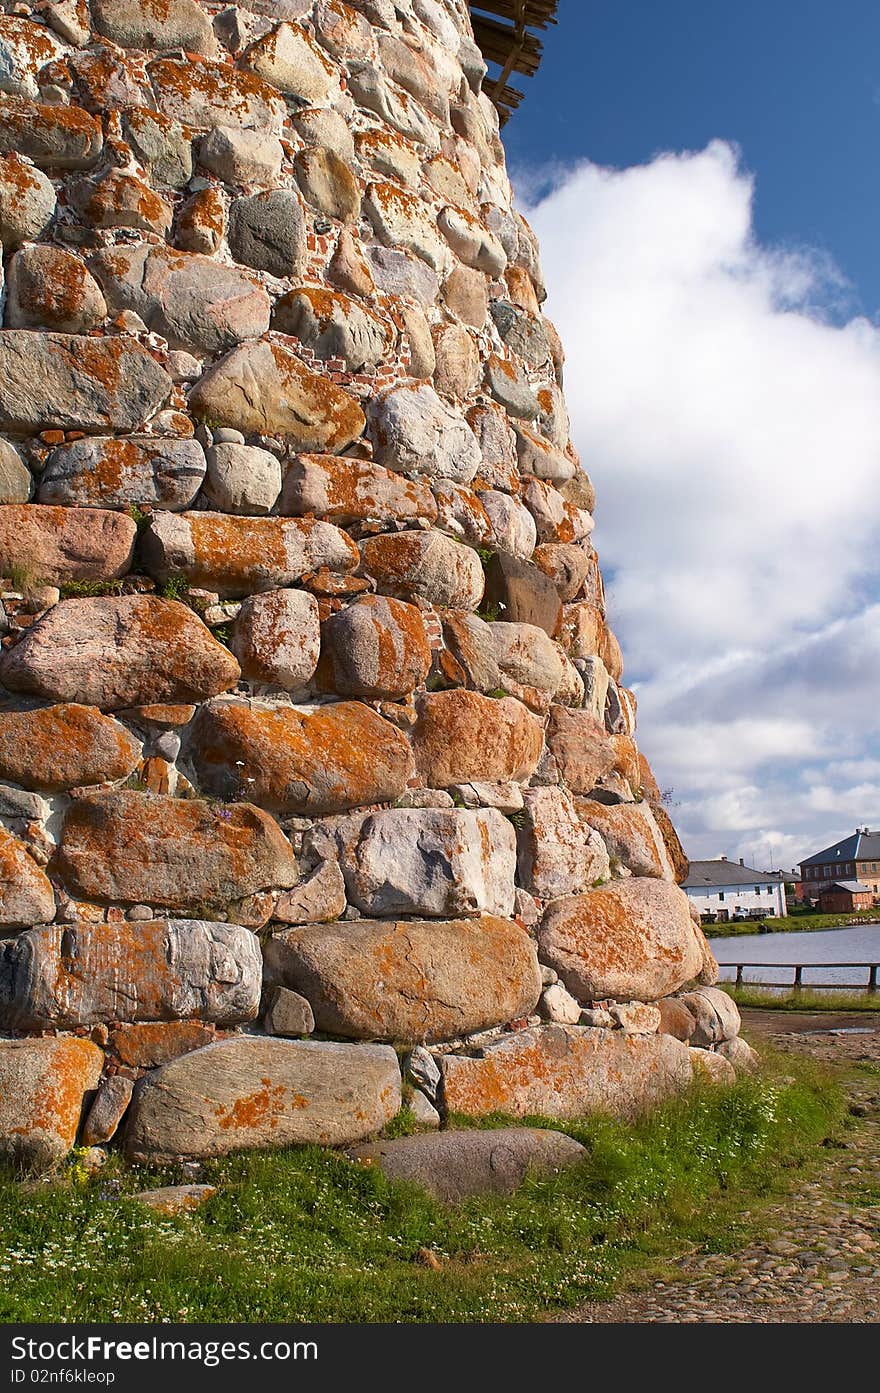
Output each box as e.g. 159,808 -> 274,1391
522,140 -> 880,868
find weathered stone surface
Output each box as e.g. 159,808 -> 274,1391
689,1047 -> 736,1086
443,262 -> 489,326
0,826 -> 55,927
188,340 -> 364,449
91,245 -> 270,356
198,124 -> 282,188
369,383 -> 481,483
484,352 -> 539,419
6,246 -> 106,334
442,613 -> 564,701
538,880 -> 707,1003
482,552 -> 562,636
265,915 -> 540,1043
333,807 -> 516,918
410,690 -> 543,787
541,981 -> 583,1023
39,436 -> 205,510
81,1075 -> 134,1146
360,529 -> 484,609
202,443 -> 282,515
93,0 -> 217,53
490,301 -> 549,367
651,804 -> 690,884
109,1021 -> 216,1069
69,170 -> 172,238
432,321 -> 480,399
349,1128 -> 586,1204
241,21 -> 337,102
0,154 -> 56,247
123,107 -> 192,189
0,1037 -> 102,1171
0,919 -> 261,1031
327,225 -> 374,296
274,286 -> 391,372
0,97 -> 102,170
438,204 -> 506,276
228,190 -> 306,278
679,987 -> 741,1047
656,996 -> 697,1042
279,453 -> 438,529
148,58 -> 287,134
189,698 -> 415,815
546,705 -> 617,794
0,595 -> 240,708
365,243 -> 439,306
0,703 -> 139,792
0,439 -> 31,503
142,511 -> 357,598
717,1036 -> 759,1074
517,787 -> 610,900
440,1026 -> 693,1121
175,185 -> 226,254
479,490 -> 537,561
364,181 -> 449,271
263,985 -> 315,1037
608,1000 -> 661,1033
347,64 -> 440,152
55,792 -> 296,908
575,801 -> 675,880
0,332 -> 171,434
532,542 -> 593,603
124,1036 -> 402,1160
0,504 -> 135,583
294,146 -> 360,223
319,595 -> 431,699
232,588 -> 320,689
273,858 -> 346,925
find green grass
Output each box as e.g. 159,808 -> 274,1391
0,1064 -> 844,1323
723,984 -> 880,1012
705,909 -> 880,938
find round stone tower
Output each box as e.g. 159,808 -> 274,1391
0,0 -> 735,1171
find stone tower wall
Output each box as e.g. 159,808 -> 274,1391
0,0 -> 731,1171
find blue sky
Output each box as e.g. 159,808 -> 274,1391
496,2 -> 880,869
504,0 -> 880,319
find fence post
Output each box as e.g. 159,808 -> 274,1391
869,965 -> 878,994
793,965 -> 803,992
736,964 -> 744,988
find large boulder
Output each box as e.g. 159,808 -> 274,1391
39,436 -> 206,511
0,1037 -> 103,1171
0,703 -> 139,791
360,529 -> 484,610
188,698 -> 415,815
348,1128 -> 586,1204
141,511 -> 358,598
0,332 -> 170,434
6,245 -> 107,333
273,286 -> 390,371
93,0 -> 217,53
369,382 -> 481,482
538,880 -> 707,1003
231,588 -> 321,690
442,612 -> 565,701
679,987 -> 742,1047
227,190 -> 307,278
265,916 -> 541,1044
0,98 -> 103,170
124,1037 -> 402,1160
440,1025 -> 694,1121
148,58 -> 288,135
331,807 -> 517,918
55,791 -> 297,908
0,154 -> 56,247
410,690 -> 543,787
318,595 -> 431,699
0,504 -> 135,584
481,551 -> 562,636
0,826 -> 55,928
516,787 -> 610,899
90,244 -> 270,356
0,920 -> 261,1030
188,340 -> 365,449
278,453 -> 438,529
0,596 -> 240,709
575,800 -> 675,879
545,705 -> 617,794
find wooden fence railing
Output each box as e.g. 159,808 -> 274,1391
724,962 -> 879,993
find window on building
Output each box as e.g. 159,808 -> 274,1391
755,886 -> 760,894
718,892 -> 725,902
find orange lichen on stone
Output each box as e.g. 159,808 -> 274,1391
410,689 -> 543,787
189,698 -> 415,814
109,1021 -> 216,1068
0,1036 -> 103,1170
0,703 -> 140,791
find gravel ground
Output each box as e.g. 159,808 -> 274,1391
557,1010 -> 880,1323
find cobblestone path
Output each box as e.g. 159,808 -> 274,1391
561,1010 -> 880,1323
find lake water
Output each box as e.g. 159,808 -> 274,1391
711,922 -> 880,989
